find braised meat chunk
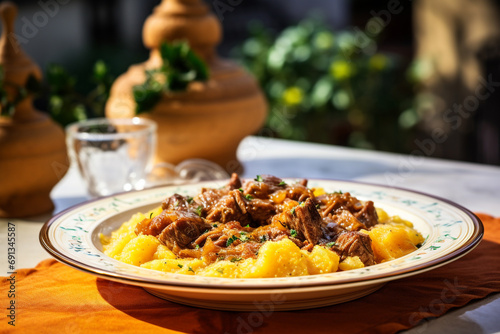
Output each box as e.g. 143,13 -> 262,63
158,212 -> 210,249
333,231 -> 376,266
318,192 -> 378,230
206,190 -> 251,226
283,198 -> 323,245
243,174 -> 286,198
353,200 -> 378,228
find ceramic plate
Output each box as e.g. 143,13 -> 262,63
40,179 -> 483,311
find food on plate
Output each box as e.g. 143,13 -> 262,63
101,174 -> 424,278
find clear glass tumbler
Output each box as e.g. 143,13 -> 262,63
66,118 -> 157,197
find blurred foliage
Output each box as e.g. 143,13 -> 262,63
0,60 -> 113,125
133,41 -> 209,114
41,60 -> 114,126
2,41 -> 208,125
0,65 -> 38,117
233,16 -> 417,151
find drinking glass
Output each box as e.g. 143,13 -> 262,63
66,118 -> 156,197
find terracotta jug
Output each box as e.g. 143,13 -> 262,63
0,2 -> 68,218
106,0 -> 267,173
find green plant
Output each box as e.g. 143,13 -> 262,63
233,17 -> 415,152
43,60 -> 114,126
0,65 -> 38,117
133,41 -> 209,114
0,60 -> 114,125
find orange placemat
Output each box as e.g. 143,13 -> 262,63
2,213 -> 500,334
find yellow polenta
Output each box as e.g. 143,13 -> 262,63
101,207 -> 423,278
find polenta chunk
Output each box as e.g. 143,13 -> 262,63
153,244 -> 176,260
339,256 -> 365,271
368,224 -> 424,262
101,207 -> 162,258
196,261 -> 241,278
118,235 -> 160,266
141,259 -> 204,275
239,238 -> 309,278
303,246 -> 340,275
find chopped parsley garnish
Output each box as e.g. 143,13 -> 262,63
213,223 -> 218,228
278,181 -> 287,186
290,229 -> 298,238
255,175 -> 263,182
239,233 -> 249,242
290,207 -> 296,216
230,257 -> 243,263
177,264 -> 183,268
194,205 -> 203,216
226,235 -> 238,247
260,235 -> 269,243
333,191 -> 343,195
326,242 -> 336,248
188,266 -> 194,272
195,244 -> 200,250
216,268 -> 224,274
244,194 -> 254,201
149,212 -> 153,219
238,188 -> 244,193
186,196 -> 194,204
245,224 -> 250,228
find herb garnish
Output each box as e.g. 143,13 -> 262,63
239,232 -> 249,242
326,242 -> 336,248
279,181 -> 287,186
244,194 -> 254,201
216,268 -> 224,274
149,212 -> 153,219
177,264 -> 183,268
255,175 -> 263,182
260,235 -> 269,243
186,196 -> 194,204
188,266 -> 194,273
230,257 -> 243,263
194,206 -> 203,216
290,229 -> 298,238
226,235 -> 238,247
195,244 -> 200,250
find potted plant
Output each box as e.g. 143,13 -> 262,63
105,0 -> 268,173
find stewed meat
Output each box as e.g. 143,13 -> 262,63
206,190 -> 251,226
333,231 -> 376,266
158,213 -> 210,249
283,198 -> 323,245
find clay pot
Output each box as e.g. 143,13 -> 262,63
106,0 -> 267,173
0,2 -> 68,218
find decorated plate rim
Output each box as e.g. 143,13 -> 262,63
40,178 -> 483,290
